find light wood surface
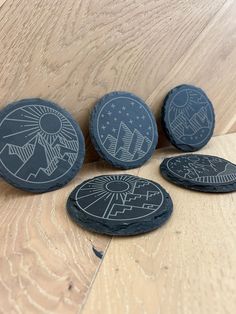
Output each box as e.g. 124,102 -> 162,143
0,0 -> 236,312
83,133 -> 236,314
0,162 -> 137,313
0,0 -> 234,161
148,0 -> 236,146
0,133 -> 236,313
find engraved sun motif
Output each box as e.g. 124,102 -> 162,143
75,175 -> 164,221
0,104 -> 79,184
168,88 -> 213,145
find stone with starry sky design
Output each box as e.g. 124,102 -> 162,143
162,85 -> 215,152
160,154 -> 236,193
90,91 -> 158,169
0,98 -> 85,193
67,174 -> 173,235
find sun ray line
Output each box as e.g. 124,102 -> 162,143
63,126 -> 75,132
5,118 -> 38,124
3,127 -> 39,139
32,105 -> 45,115
60,131 -> 72,140
21,123 -> 39,127
21,108 -> 40,119
76,190 -> 107,200
26,107 -> 42,118
93,178 -> 109,183
61,128 -> 76,136
25,129 -> 40,139
85,183 -> 105,189
80,187 -> 104,191
21,114 -> 39,121
82,192 -> 109,210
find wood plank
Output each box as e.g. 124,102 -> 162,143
0,0 -> 226,162
147,0 -> 236,148
83,133 -> 236,314
0,161 -> 138,313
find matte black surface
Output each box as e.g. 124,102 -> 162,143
162,85 -> 215,151
90,91 -> 158,169
67,174 -> 173,236
0,98 -> 85,193
160,154 -> 236,193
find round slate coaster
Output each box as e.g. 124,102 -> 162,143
162,85 -> 215,151
67,174 -> 173,236
160,154 -> 236,193
90,91 -> 158,169
0,98 -> 85,193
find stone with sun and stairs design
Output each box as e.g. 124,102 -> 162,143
160,154 -> 236,193
0,98 -> 85,192
162,85 -> 215,151
90,91 -> 158,169
67,174 -> 173,235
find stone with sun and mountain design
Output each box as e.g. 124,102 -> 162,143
0,98 -> 85,192
89,91 -> 158,169
162,85 -> 215,151
160,154 -> 236,193
67,174 -> 173,235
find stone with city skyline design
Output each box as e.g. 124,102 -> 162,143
160,154 -> 236,193
90,91 -> 158,169
162,85 -> 215,151
0,98 -> 85,192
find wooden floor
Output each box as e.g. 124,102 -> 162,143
0,133 -> 236,313
0,0 -> 235,161
0,0 -> 236,313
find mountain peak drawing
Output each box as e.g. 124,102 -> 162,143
102,122 -> 152,161
0,133 -> 79,182
170,107 -> 210,139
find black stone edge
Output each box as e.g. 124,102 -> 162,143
160,155 -> 236,193
161,84 -> 215,152
0,98 -> 85,193
66,174 -> 173,236
89,91 -> 158,169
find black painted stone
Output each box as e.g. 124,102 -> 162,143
67,174 -> 173,236
0,98 -> 85,193
160,154 -> 236,193
90,91 -> 158,169
162,85 -> 215,151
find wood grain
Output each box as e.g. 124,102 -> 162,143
147,0 -> 236,147
0,161 -> 138,313
0,0 -> 227,162
83,133 -> 236,314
